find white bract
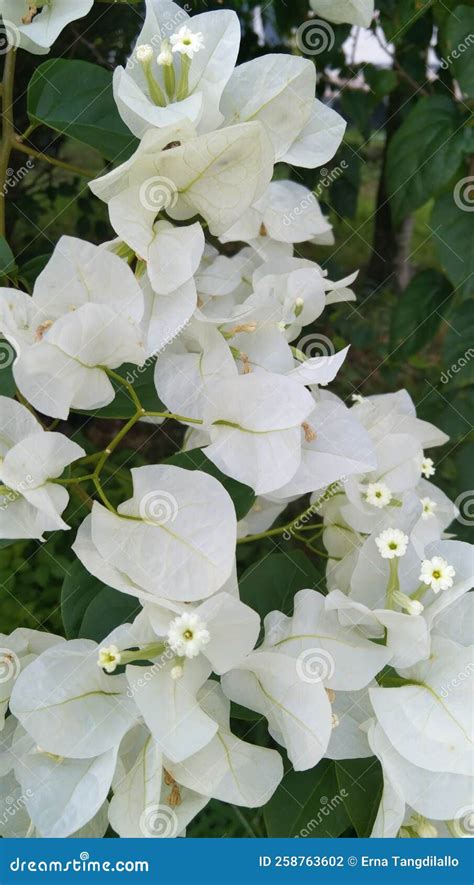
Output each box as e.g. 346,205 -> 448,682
310,0 -> 374,28
0,1 -> 94,54
0,397 -> 84,539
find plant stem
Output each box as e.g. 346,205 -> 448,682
237,485 -> 338,545
11,140 -> 94,178
0,48 -> 16,237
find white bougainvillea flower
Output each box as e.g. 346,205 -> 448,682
326,589 -> 430,669
0,237 -> 145,419
370,636 -> 473,777
420,540 -> 474,628
365,481 -> 393,509
113,4 -> 240,137
421,456 -> 436,478
0,0 -> 94,54
145,591 -> 260,675
375,528 -> 409,559
202,373 -> 315,495
0,397 -> 84,539
127,655 -> 217,763
0,627 -> 64,727
368,720 -> 472,837
220,54 -> 316,161
91,120 -> 274,242
325,686 -> 374,761
108,724 -> 208,837
10,637 -> 138,759
222,649 -> 332,771
221,180 -> 333,246
262,589 -> 390,691
281,99 -> 346,169
166,680 -> 283,806
270,394 -> 377,499
310,0 -> 374,28
153,319 -> 237,418
73,465 -> 236,603
419,556 -> 456,593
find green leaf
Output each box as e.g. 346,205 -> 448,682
79,587 -> 141,643
386,96 -> 466,223
431,191 -> 474,298
264,760 -> 351,837
0,236 -> 17,278
390,269 -> 453,358
27,59 -> 138,163
239,550 -> 324,621
0,342 -> 16,397
380,0 -> 435,43
164,448 -> 255,521
335,758 -> 383,837
61,558 -> 140,642
445,5 -> 474,96
441,302 -> 474,389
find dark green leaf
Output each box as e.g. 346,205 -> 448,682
0,343 -> 16,397
335,758 -> 383,837
165,448 -> 255,521
442,302 -> 474,388
386,96 -> 466,222
264,760 -> 350,837
431,191 -> 474,298
239,550 -> 324,621
380,0 -> 434,43
61,558 -> 141,642
0,236 -> 17,277
445,5 -> 474,96
28,59 -> 138,163
79,587 -> 141,643
390,269 -> 453,358
61,559 -> 105,639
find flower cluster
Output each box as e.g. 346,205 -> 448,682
0,0 -> 471,841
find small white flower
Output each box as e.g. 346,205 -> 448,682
365,481 -> 392,509
393,590 -> 424,617
170,26 -> 205,59
375,528 -> 409,559
421,457 -> 435,478
136,43 -> 154,64
170,665 -> 184,681
351,393 -> 365,404
420,497 -> 437,520
97,645 -> 122,674
157,42 -> 173,66
419,556 -> 456,593
167,612 -> 210,659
